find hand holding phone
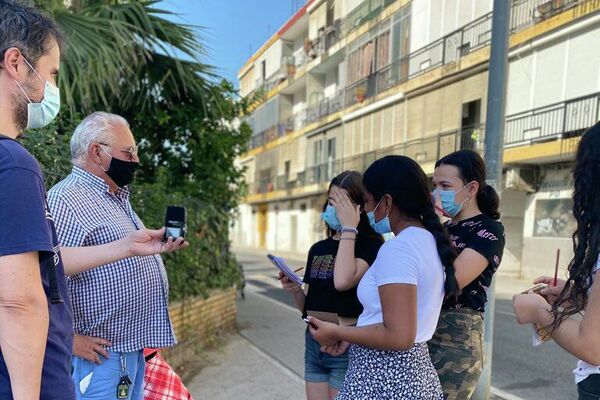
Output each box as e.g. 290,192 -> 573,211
303,317 -> 318,330
164,206 -> 186,241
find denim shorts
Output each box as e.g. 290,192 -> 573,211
579,374 -> 600,400
304,329 -> 349,390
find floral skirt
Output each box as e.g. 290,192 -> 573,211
335,342 -> 444,400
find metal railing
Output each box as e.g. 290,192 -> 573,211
313,19 -> 343,57
337,126 -> 486,173
408,12 -> 493,80
505,92 -> 600,145
342,0 -> 395,35
305,160 -> 344,185
306,91 -> 345,124
248,111 -> 307,150
511,0 -> 580,31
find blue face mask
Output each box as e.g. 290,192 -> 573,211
321,204 -> 342,232
367,198 -> 392,234
435,184 -> 470,218
14,57 -> 61,129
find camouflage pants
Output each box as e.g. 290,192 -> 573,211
428,308 -> 484,400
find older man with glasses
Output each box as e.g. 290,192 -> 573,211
48,112 -> 184,400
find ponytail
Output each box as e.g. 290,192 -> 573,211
421,206 -> 459,298
477,183 -> 501,220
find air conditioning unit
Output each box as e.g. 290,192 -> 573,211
505,167 -> 539,193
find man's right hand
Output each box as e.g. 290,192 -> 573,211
73,334 -> 111,365
279,271 -> 302,294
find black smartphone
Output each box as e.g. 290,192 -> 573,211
164,206 -> 186,241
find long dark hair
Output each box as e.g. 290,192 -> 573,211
548,122 -> 600,334
322,170 -> 382,242
435,150 -> 501,220
363,156 -> 459,297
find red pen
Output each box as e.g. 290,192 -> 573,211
553,249 -> 560,287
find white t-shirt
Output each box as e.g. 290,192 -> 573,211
573,257 -> 600,384
356,226 -> 445,343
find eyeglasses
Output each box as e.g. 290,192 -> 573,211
98,142 -> 139,161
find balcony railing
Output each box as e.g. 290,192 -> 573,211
511,0 -> 580,31
505,92 -> 600,145
248,111 -> 307,150
305,160 -> 344,185
342,0 -> 395,35
338,127 -> 485,173
313,19 -> 343,57
306,91 -> 345,124
247,127 -> 484,196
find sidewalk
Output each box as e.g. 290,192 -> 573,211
186,334 -> 305,400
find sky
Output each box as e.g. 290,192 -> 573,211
158,0 -> 304,85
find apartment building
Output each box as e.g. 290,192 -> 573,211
233,0 -> 600,279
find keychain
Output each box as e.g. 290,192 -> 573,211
116,354 -> 132,399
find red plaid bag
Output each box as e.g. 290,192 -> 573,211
143,350 -> 193,400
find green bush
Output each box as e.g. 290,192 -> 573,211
131,169 -> 241,301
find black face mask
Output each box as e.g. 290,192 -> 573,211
101,148 -> 139,187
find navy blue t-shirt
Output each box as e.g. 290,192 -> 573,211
0,136 -> 74,399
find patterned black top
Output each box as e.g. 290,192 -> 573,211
443,214 -> 505,312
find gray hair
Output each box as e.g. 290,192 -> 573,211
0,0 -> 64,67
70,112 -> 130,168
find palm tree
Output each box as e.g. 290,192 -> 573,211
34,0 -> 215,116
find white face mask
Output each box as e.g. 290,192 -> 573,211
14,56 -> 60,129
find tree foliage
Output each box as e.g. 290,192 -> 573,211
25,0 -> 258,298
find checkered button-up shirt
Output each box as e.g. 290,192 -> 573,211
48,167 -> 175,352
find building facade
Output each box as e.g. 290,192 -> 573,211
233,0 -> 600,279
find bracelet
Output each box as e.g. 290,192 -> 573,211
340,226 -> 358,234
340,237 -> 356,241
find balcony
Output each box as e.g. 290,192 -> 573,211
511,0 -> 580,31
313,19 -> 343,57
248,111 -> 307,150
305,160 -> 344,185
306,91 -> 345,124
340,127 -> 486,173
407,13 -> 493,80
342,0 -> 395,36
505,92 -> 600,146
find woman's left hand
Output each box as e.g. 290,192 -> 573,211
512,293 -> 551,325
307,317 -> 341,347
331,189 -> 360,229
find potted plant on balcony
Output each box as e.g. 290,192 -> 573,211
304,38 -> 316,59
355,84 -> 367,103
286,62 -> 296,77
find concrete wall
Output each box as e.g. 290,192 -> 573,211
499,189 -> 527,275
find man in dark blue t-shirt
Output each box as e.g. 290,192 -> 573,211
0,3 -> 186,399
0,4 -> 70,399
